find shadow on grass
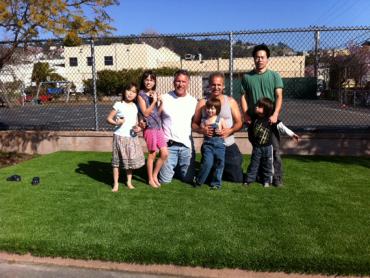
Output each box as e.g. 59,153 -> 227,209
132,164 -> 147,183
75,160 -> 148,186
74,158 -> 212,188
284,155 -> 370,168
75,160 -> 112,186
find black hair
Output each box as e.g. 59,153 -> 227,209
256,97 -> 274,117
122,82 -> 138,101
140,70 -> 156,91
252,44 -> 270,58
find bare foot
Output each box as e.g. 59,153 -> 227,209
153,177 -> 161,187
127,184 -> 135,189
148,180 -> 159,188
112,184 -> 119,192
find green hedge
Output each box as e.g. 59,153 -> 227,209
83,67 -> 186,97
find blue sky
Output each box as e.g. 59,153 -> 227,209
107,0 -> 370,36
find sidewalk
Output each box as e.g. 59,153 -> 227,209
0,261 -> 175,278
0,252 -> 362,278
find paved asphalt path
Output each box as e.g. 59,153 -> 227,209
0,99 -> 369,131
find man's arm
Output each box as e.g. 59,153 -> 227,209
270,88 -> 283,124
240,94 -> 251,124
240,75 -> 252,124
219,96 -> 242,138
220,118 -> 227,131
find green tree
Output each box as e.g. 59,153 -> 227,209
31,62 -> 65,86
329,43 -> 369,89
0,0 -> 118,69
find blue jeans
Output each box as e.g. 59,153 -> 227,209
196,137 -> 225,187
159,143 -> 195,184
246,145 -> 273,184
223,143 -> 243,182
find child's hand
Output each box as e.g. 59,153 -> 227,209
150,91 -> 158,103
203,124 -> 215,137
116,117 -> 125,126
132,125 -> 141,133
138,119 -> 147,129
155,92 -> 162,107
292,134 -> 300,143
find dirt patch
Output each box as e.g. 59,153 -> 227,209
0,152 -> 36,168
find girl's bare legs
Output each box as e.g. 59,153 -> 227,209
153,147 -> 168,186
126,169 -> 135,189
112,167 -> 119,192
147,151 -> 159,188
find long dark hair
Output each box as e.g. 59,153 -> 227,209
140,70 -> 157,91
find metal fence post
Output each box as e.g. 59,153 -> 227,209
229,32 -> 234,97
90,38 -> 99,131
314,29 -> 320,78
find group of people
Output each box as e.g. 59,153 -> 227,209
106,44 -> 299,192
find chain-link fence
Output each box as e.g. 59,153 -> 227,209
0,26 -> 369,131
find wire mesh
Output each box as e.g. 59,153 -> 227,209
0,26 -> 369,131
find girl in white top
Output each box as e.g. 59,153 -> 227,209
106,83 -> 145,192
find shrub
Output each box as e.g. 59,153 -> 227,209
83,67 -> 184,96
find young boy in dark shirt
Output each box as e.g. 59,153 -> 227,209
245,97 -> 299,187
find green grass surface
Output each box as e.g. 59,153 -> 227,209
0,152 -> 369,275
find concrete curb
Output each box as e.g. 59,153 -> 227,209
0,252 -> 362,278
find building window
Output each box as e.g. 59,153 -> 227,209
87,57 -> 92,66
69,57 -> 78,67
104,56 -> 113,66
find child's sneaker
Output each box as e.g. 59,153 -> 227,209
273,182 -> 283,187
192,177 -> 201,188
242,174 -> 251,186
263,183 -> 270,188
273,178 -> 283,187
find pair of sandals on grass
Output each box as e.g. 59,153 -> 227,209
6,175 -> 40,185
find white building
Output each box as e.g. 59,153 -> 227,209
63,43 -> 181,91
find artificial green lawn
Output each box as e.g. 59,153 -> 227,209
0,151 -> 369,275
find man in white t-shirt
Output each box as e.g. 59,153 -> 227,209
158,70 -> 198,184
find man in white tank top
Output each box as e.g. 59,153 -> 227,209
192,72 -> 244,183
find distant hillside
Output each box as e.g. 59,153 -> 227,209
140,36 -> 296,59
93,34 -> 296,60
